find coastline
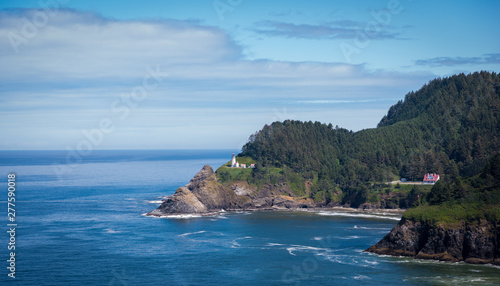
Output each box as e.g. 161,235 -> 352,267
146,204 -> 405,219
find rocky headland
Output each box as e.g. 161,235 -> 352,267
366,154 -> 500,266
148,164 -> 499,267
147,165 -> 315,217
148,72 -> 500,266
366,218 -> 500,265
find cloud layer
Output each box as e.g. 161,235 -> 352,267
253,20 -> 403,40
0,9 -> 433,150
415,54 -> 500,67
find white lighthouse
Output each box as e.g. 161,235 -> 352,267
231,153 -> 236,167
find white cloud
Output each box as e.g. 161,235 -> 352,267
0,9 -> 241,82
0,9 -> 434,150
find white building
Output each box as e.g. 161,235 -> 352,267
231,153 -> 236,167
423,173 -> 440,184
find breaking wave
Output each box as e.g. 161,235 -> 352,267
317,211 -> 401,221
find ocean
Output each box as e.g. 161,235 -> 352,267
0,150 -> 498,285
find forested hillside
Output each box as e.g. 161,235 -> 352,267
404,153 -> 500,223
227,71 -> 500,208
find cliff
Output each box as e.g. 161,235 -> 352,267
147,165 -> 314,216
367,154 -> 500,265
366,218 -> 500,265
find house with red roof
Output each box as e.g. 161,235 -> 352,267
423,173 -> 440,184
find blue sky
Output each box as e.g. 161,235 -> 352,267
0,0 -> 499,150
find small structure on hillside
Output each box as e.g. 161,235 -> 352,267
231,153 -> 240,168
423,173 -> 440,184
230,153 -> 255,168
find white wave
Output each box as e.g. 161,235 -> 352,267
381,257 -> 411,263
312,236 -> 323,241
336,235 -> 361,240
287,245 -> 326,256
318,253 -> 345,264
147,200 -> 164,204
353,225 -> 390,230
178,230 -> 206,237
161,214 -> 203,219
353,275 -> 371,280
141,213 -> 203,219
432,277 -> 486,284
317,211 -> 401,221
286,248 -> 297,256
233,211 -> 252,215
210,214 -> 228,221
267,242 -> 285,246
233,236 -> 253,241
230,237 -> 255,248
363,259 -> 379,265
104,228 -> 122,234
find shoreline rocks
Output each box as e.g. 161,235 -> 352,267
151,165 -> 500,266
366,218 -> 500,266
147,165 -> 251,216
148,164 -> 397,217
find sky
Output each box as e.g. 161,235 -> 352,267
0,0 -> 499,150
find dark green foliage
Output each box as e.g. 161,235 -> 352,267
402,203 -> 500,227
404,154 -> 500,225
426,153 -> 500,206
239,72 -> 500,207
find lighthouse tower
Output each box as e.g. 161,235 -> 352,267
231,153 -> 236,167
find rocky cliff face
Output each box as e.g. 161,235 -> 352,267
148,165 -> 250,216
148,165 -> 314,216
366,218 -> 500,265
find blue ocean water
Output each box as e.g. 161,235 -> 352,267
0,150 -> 499,285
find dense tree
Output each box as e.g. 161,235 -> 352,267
237,71 -> 500,207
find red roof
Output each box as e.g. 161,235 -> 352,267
423,173 -> 440,182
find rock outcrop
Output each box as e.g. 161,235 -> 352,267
366,218 -> 500,265
148,165 -> 315,216
148,165 -> 250,216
